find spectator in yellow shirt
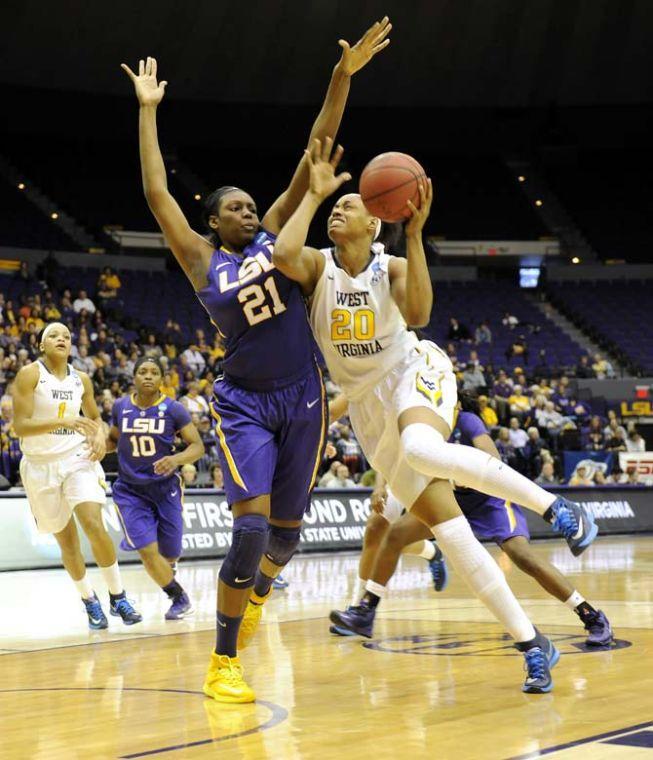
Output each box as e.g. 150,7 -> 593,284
160,372 -> 177,399
477,395 -> 498,428
508,384 -> 531,418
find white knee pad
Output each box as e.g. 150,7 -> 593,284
400,423 -> 451,479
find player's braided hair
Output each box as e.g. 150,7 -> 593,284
202,186 -> 243,247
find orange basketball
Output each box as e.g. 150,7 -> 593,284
359,152 -> 427,223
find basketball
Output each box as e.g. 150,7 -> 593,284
360,151 -> 427,222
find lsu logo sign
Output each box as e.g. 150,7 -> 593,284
620,401 -> 653,417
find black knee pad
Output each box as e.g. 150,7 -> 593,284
219,513 -> 268,589
264,525 -> 301,567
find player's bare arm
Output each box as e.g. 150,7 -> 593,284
328,393 -> 349,423
80,373 -> 107,462
263,17 -> 391,234
105,425 -> 120,453
153,422 -> 205,478
388,180 -> 434,327
12,364 -> 97,438
273,138 -> 351,292
370,471 -> 388,514
122,57 -> 213,290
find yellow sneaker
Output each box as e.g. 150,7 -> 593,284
203,653 -> 255,703
237,588 -> 272,650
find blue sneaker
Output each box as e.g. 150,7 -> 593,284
165,592 -> 194,621
329,624 -> 358,636
550,497 -> 598,557
272,575 -> 289,590
521,636 -> 559,694
428,544 -> 448,592
584,610 -> 613,647
109,594 -> 143,626
83,593 -> 108,630
329,604 -> 376,638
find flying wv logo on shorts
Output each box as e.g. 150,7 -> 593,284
415,373 -> 443,407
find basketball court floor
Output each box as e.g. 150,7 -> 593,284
1,535 -> 652,759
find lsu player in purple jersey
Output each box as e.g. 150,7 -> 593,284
107,357 -> 204,621
122,18 -> 391,702
272,140 -> 600,693
330,393 -> 613,649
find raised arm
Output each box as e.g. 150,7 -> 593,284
263,18 -> 391,234
273,138 -> 351,293
121,57 -> 213,290
388,180 -> 434,328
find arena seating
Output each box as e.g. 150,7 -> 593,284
426,281 -> 586,372
549,280 -> 653,375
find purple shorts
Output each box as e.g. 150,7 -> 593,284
464,497 -> 530,545
112,475 -> 184,558
210,369 -> 326,520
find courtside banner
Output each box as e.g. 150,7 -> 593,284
1,487 -> 652,571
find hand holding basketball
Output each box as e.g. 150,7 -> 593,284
405,179 -> 434,237
305,138 -> 352,201
121,57 -> 168,107
337,16 -> 392,76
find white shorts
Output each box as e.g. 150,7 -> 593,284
20,447 -> 107,535
349,340 -> 457,511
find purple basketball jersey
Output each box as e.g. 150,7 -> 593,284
196,229 -> 316,390
112,395 -> 191,485
450,410 -> 530,543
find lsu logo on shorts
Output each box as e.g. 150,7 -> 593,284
415,372 -> 443,407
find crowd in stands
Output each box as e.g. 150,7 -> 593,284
0,267 -> 648,491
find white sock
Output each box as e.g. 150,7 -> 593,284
74,575 -> 94,600
99,562 -> 123,596
432,516 -> 536,643
352,576 -> 366,604
401,423 -> 555,516
564,590 -> 585,610
365,580 -> 386,599
418,541 -> 436,561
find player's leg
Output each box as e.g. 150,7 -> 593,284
399,372 -> 598,555
238,368 -> 325,649
501,535 -> 613,646
409,478 -> 559,693
74,500 -> 142,625
52,516 -> 108,630
204,382 -> 278,703
152,479 -> 193,620
356,511 -> 391,600
330,507 -> 446,637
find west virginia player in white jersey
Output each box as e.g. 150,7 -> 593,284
272,138 -> 600,693
12,322 -> 141,629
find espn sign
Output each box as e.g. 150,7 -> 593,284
619,452 -> 653,485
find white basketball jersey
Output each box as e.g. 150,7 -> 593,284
21,361 -> 86,460
310,245 -> 419,400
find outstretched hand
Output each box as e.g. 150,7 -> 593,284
306,138 -> 352,201
121,56 -> 168,107
337,17 -> 392,76
405,179 -> 434,237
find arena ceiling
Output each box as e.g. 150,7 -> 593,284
2,0 -> 653,108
